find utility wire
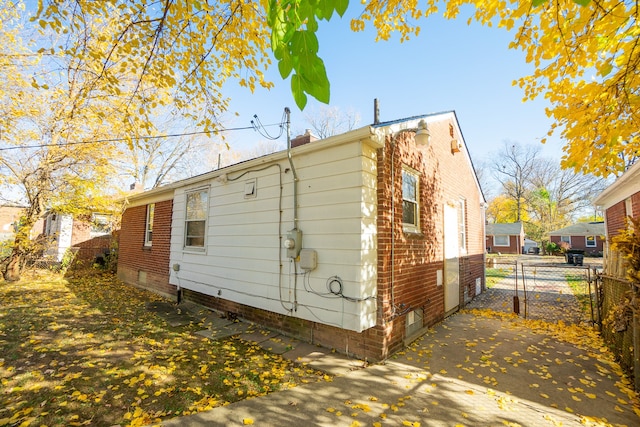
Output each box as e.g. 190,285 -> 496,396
251,110 -> 287,140
0,123 -> 282,152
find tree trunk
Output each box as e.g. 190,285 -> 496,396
2,206 -> 39,282
3,250 -> 23,281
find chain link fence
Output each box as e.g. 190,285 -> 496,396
596,274 -> 639,390
467,257 -> 598,325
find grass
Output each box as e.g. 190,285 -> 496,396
565,273 -> 593,317
0,269 -> 326,426
485,268 -> 511,289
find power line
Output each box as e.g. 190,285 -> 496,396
0,123 -> 281,152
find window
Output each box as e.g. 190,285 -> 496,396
560,236 -> 571,244
90,213 -> 112,236
493,235 -> 509,246
585,235 -> 596,247
185,189 -> 208,248
144,203 -> 155,247
458,199 -> 466,251
402,167 -> 420,231
625,197 -> 633,217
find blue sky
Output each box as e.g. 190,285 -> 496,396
220,9 -> 565,167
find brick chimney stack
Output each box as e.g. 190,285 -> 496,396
291,129 -> 318,148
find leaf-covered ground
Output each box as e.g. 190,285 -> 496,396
0,270 -> 326,426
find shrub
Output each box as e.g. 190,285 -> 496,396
545,241 -> 559,255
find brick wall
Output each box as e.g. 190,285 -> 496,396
70,221 -> 113,262
183,288 -> 387,360
117,199 -> 175,299
369,118 -> 485,359
604,192 -> 640,239
631,192 -> 640,220
550,235 -> 604,253
486,235 -> 521,254
605,201 -> 627,238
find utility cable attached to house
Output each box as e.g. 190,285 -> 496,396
0,124 -> 282,151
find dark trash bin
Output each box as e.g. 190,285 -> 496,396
573,254 -> 584,266
565,253 -> 574,264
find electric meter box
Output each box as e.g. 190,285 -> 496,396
285,229 -> 302,259
299,249 -> 317,271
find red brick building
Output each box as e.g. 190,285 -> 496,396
547,222 -> 605,256
117,112 -> 486,361
485,222 -> 524,255
594,161 -> 640,268
0,205 -> 43,242
41,212 -> 114,263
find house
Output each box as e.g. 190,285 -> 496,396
0,206 -> 24,242
485,222 -> 525,254
547,222 -> 605,255
41,211 -> 114,263
0,205 -> 44,242
594,161 -> 640,243
117,111 -> 486,361
593,161 -> 640,272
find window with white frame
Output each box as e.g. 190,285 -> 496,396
185,189 -> 208,248
402,166 -> 420,231
90,213 -> 112,236
458,199 -> 466,251
560,235 -> 571,245
493,235 -> 509,246
625,197 -> 633,217
144,203 -> 155,247
585,235 -> 596,247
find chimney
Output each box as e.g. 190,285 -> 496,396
129,182 -> 143,193
291,129 -> 318,148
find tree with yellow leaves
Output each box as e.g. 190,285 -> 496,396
351,0 -> 639,177
36,0 -> 638,178
0,2 -> 151,280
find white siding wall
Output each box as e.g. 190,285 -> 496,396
169,139 -> 378,332
44,213 -> 73,261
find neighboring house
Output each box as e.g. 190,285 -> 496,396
117,112 -> 486,361
42,211 -> 114,263
0,205 -> 43,242
547,222 -> 605,255
593,161 -> 640,271
485,222 -> 525,254
0,206 -> 24,242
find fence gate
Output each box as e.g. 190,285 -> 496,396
470,260 -> 597,325
520,263 -> 594,324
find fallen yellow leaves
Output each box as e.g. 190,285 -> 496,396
0,271 -> 326,426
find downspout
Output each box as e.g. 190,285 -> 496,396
285,107 -> 299,311
285,107 -> 298,230
390,139 -> 396,321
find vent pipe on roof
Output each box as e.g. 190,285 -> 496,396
373,98 -> 380,124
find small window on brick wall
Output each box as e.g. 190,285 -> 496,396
145,203 -> 155,247
402,166 -> 420,233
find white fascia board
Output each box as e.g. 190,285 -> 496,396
125,125 -> 381,206
594,161 -> 640,209
124,188 -> 174,208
